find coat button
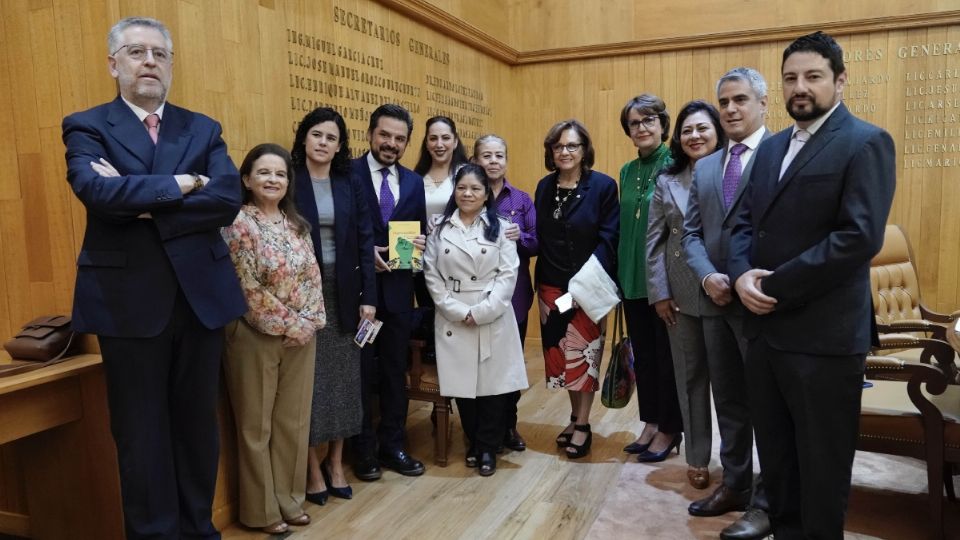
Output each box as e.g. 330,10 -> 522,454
671,227 -> 678,234
471,276 -> 477,281
481,248 -> 487,254
674,250 -> 681,257
758,231 -> 766,238
446,330 -> 452,336
444,248 -> 450,253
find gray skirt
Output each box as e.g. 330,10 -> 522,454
309,264 -> 362,445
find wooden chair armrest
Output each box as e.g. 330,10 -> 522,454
878,319 -> 947,340
872,337 -> 958,384
408,339 -> 427,386
919,303 -> 958,324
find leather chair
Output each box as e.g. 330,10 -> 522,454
870,224 -> 960,381
860,355 -> 960,540
406,339 -> 452,466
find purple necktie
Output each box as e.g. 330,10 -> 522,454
378,168 -> 394,223
722,143 -> 748,208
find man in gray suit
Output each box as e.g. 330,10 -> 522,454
682,67 -> 771,540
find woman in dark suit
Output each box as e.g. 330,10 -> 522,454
534,119 -> 619,459
292,107 -> 376,505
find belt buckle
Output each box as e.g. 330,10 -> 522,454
451,278 -> 461,293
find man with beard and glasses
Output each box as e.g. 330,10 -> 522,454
728,31 -> 895,539
351,104 -> 428,480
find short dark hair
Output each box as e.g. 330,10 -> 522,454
367,103 -> 413,137
542,119 -> 595,175
238,143 -> 310,236
413,116 -> 469,176
782,31 -> 845,79
664,100 -> 726,176
619,94 -> 670,140
437,163 -> 501,242
291,107 -> 351,177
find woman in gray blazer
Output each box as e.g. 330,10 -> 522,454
645,100 -> 726,487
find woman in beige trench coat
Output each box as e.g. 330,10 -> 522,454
423,163 -> 529,477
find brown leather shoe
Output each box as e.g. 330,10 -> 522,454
687,484 -> 750,517
261,521 -> 288,534
285,513 -> 310,526
687,466 -> 710,489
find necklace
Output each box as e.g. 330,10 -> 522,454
553,182 -> 579,219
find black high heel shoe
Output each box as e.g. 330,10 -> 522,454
636,433 -> 682,463
556,414 -> 578,447
321,459 -> 352,500
465,446 -> 478,468
565,424 -> 592,459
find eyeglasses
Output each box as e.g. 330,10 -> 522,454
112,44 -> 173,64
551,143 -> 583,154
628,116 -> 660,132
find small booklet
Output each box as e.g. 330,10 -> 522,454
388,221 -> 422,271
354,318 -> 384,348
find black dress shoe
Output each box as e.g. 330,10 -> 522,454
720,508 -> 771,540
379,450 -> 426,476
478,452 -> 496,477
353,456 -> 382,482
321,459 -> 353,500
688,485 -> 751,517
465,447 -> 478,468
622,440 -> 651,454
305,490 -> 328,506
503,428 -> 527,452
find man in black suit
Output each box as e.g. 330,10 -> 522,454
729,32 -> 895,539
351,104 -> 428,480
62,16 -> 245,540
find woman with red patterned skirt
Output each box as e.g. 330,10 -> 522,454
533,119 -> 619,459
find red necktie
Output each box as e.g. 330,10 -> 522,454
144,113 -> 159,144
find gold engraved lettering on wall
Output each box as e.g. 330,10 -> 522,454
285,5 -> 492,158
900,42 -> 960,170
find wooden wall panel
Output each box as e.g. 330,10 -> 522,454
1,0 -> 960,529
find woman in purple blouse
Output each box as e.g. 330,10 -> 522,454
472,134 -> 537,451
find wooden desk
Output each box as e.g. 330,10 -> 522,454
0,354 -> 123,539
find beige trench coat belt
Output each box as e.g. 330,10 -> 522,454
443,276 -> 495,293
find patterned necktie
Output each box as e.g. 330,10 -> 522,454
722,143 -> 748,208
378,168 -> 395,223
779,129 -> 811,181
144,113 -> 160,144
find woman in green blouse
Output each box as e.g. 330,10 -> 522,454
617,94 -> 684,462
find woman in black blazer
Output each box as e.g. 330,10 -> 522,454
292,107 -> 376,505
534,119 -> 619,459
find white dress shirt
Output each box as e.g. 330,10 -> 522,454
367,152 -> 400,204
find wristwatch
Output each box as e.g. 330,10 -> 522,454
190,172 -> 203,192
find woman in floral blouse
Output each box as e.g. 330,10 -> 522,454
221,143 -> 325,535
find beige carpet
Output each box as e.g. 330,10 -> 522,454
586,434 -> 959,540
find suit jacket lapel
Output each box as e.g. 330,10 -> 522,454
151,104 -> 194,174
331,174 -> 350,252
295,166 -> 324,263
395,167 -> 415,219
105,97 -> 155,170
356,155 -> 383,226
774,105 -> 848,199
666,173 -> 688,216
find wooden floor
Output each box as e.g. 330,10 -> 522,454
222,345 -> 644,540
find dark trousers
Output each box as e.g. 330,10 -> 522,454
702,313 -> 768,509
623,298 -> 682,433
503,318 -> 528,429
746,338 -> 864,540
356,307 -> 413,457
98,292 -> 223,540
457,394 -> 510,453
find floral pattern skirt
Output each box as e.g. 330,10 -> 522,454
538,283 -> 605,391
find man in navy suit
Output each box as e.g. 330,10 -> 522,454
682,67 -> 771,539
61,17 -> 245,540
729,32 -> 895,539
351,104 -> 428,480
